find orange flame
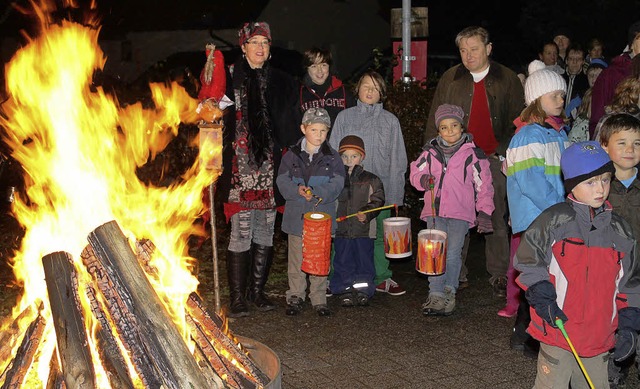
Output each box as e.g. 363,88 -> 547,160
0,3 -> 221,386
384,229 -> 411,255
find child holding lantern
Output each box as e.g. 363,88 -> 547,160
276,107 -> 345,317
333,135 -> 385,307
409,104 -> 495,316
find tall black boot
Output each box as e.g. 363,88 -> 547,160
226,250 -> 250,318
247,244 -> 276,311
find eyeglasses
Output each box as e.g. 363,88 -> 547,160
245,40 -> 271,47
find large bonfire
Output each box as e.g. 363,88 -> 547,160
0,1 -> 227,387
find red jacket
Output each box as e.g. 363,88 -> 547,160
515,197 -> 640,357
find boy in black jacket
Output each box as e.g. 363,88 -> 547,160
333,135 -> 385,307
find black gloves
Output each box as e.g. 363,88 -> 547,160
613,307 -> 640,362
525,280 -> 568,328
476,211 -> 493,234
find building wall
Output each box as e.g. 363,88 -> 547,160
100,29 -> 237,83
258,0 -> 390,79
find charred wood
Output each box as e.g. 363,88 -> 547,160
186,293 -> 270,387
0,313 -> 46,389
81,246 -> 162,388
87,220 -> 211,389
42,251 -> 96,388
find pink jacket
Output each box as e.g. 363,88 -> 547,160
409,137 -> 494,227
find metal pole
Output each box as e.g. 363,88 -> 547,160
402,0 -> 412,83
208,182 -> 221,314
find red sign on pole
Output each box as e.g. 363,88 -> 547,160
392,40 -> 428,82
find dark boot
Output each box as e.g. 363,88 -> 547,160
247,244 -> 276,311
227,250 -> 250,318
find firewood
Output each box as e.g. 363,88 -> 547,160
186,314 -> 244,389
186,293 -> 270,387
188,315 -> 235,389
46,349 -> 66,389
42,251 -> 96,388
0,313 -> 46,388
0,301 -> 42,370
135,240 -> 264,387
81,246 -> 163,388
88,220 -> 212,389
84,283 -> 134,389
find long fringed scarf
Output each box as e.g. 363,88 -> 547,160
243,62 -> 273,169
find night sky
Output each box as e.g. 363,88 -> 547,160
1,0 -> 640,76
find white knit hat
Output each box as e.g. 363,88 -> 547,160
524,60 -> 567,106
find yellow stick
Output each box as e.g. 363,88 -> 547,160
555,318 -> 594,389
336,204 -> 396,222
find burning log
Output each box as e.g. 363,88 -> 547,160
87,220 -> 211,389
83,282 -> 134,389
186,293 -> 270,387
42,251 -> 96,388
0,313 -> 46,388
0,301 -> 42,367
81,246 -> 161,388
135,240 -> 270,388
46,350 -> 66,389
186,314 -> 245,389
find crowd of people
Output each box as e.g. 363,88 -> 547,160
197,19 -> 640,388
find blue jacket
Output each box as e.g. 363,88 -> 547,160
276,138 -> 345,236
505,122 -> 571,233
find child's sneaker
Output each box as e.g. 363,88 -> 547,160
339,293 -> 355,307
443,287 -> 456,316
375,278 -> 406,296
314,304 -> 331,317
421,294 -> 445,316
285,296 -> 303,316
355,292 -> 369,307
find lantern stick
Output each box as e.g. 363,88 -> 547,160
429,176 -> 437,229
336,204 -> 397,222
555,318 -> 594,389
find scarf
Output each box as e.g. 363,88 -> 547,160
241,60 -> 273,169
436,134 -> 467,163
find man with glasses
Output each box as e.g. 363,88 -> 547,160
562,45 -> 589,123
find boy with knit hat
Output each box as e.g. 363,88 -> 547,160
333,135 -> 385,307
410,103 -> 494,316
514,141 -> 640,388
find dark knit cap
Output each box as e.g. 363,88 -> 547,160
338,135 -> 366,158
561,141 -> 615,193
238,22 -> 271,46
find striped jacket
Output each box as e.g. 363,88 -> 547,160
409,135 -> 494,227
505,122 -> 571,233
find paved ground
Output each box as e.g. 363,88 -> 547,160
195,231 -> 542,389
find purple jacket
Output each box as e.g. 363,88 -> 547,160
589,53 -> 633,138
409,136 -> 495,227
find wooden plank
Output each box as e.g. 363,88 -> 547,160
42,251 -> 96,389
81,246 -> 161,388
88,220 -> 212,389
0,313 -> 46,388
